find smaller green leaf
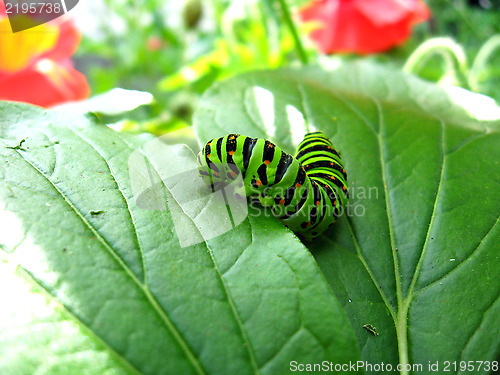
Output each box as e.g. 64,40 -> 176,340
55,88 -> 153,116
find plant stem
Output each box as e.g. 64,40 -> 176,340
397,303 -> 410,375
277,0 -> 308,65
468,35 -> 500,92
404,37 -> 469,89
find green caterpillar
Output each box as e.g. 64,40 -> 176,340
197,131 -> 348,240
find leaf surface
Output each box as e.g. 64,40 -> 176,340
193,60 -> 500,374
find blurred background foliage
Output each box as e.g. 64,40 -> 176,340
73,0 -> 500,135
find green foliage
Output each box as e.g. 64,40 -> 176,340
75,0 -> 500,132
402,1 -> 500,102
76,0 -> 302,135
404,35 -> 500,103
425,0 -> 500,55
1,59 -> 499,374
2,1 -> 500,373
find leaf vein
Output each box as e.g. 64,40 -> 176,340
415,215 -> 500,295
70,129 -> 147,283
406,119 -> 446,299
459,292 -> 500,362
138,146 -> 260,374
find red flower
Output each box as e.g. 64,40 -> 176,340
146,36 -> 164,51
0,3 -> 89,107
298,0 -> 430,54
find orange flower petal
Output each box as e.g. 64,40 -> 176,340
0,16 -> 59,73
0,59 -> 90,107
41,16 -> 81,61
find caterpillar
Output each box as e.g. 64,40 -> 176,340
196,131 -> 348,240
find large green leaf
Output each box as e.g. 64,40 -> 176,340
0,102 -> 359,374
193,60 -> 500,374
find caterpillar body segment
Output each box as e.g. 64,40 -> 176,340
197,132 -> 348,240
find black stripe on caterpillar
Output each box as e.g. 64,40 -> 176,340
197,131 -> 348,240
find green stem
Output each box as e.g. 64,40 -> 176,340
468,34 -> 500,92
404,37 -> 469,89
397,302 -> 410,375
277,0 -> 308,65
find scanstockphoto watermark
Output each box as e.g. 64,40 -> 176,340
3,0 -> 79,33
128,134 -> 380,247
290,360 -> 499,373
290,361 -> 426,373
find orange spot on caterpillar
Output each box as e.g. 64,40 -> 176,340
279,199 -> 285,205
306,222 -> 312,228
316,201 -> 320,206
295,183 -> 301,188
230,171 -> 236,178
330,176 -> 335,180
342,169 -> 345,173
343,186 -> 347,190
207,154 -> 211,158
264,160 -> 271,165
330,162 -> 334,166
256,180 -> 262,187
269,144 -> 274,148
228,151 -> 235,156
